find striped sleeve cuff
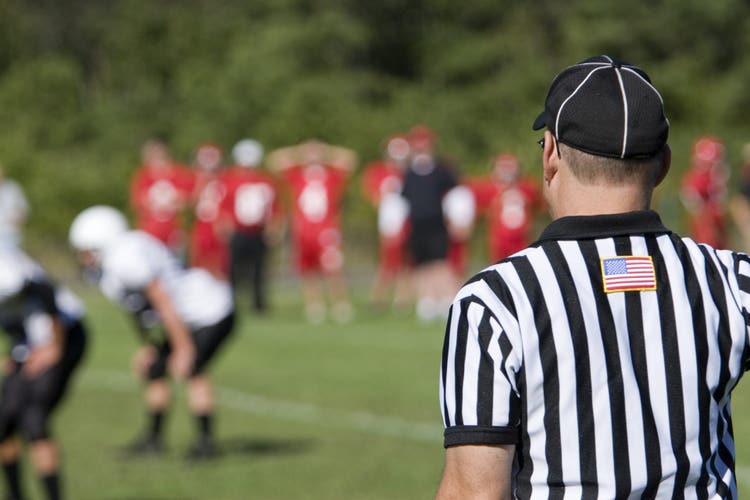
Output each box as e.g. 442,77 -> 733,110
443,425 -> 518,448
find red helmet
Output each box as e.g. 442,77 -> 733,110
691,136 -> 724,166
195,143 -> 223,171
493,153 -> 520,181
385,134 -> 410,162
141,139 -> 171,168
408,125 -> 436,151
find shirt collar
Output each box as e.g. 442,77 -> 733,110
535,210 -> 671,243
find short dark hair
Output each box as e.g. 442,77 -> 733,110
560,143 -> 663,188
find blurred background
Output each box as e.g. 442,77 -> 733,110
3,1 -> 750,499
2,0 -> 750,258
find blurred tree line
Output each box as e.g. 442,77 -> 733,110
1,0 -> 749,253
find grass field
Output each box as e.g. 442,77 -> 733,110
15,283 -> 750,499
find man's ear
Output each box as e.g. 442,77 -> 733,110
542,130 -> 559,184
654,144 -> 671,187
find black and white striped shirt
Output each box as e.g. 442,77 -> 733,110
440,210 -> 749,499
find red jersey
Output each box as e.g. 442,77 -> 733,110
681,164 -> 727,247
281,164 -> 350,274
281,164 -> 349,241
221,167 -> 279,234
362,161 -> 408,273
189,171 -> 229,277
362,161 -> 404,205
468,176 -> 542,262
130,163 -> 195,248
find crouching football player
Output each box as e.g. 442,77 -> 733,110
0,248 -> 87,500
69,206 -> 235,460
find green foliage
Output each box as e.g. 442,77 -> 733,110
0,0 -> 749,246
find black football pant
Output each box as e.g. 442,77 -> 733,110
0,321 -> 87,442
146,313 -> 235,381
229,232 -> 268,312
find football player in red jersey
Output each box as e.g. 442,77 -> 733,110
680,136 -> 728,248
188,144 -> 230,279
220,139 -> 282,313
129,139 -> 195,253
268,140 -> 356,323
361,134 -> 412,309
467,153 -> 543,263
443,184 -> 477,283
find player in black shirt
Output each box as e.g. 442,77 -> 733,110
400,125 -> 461,321
0,249 -> 86,500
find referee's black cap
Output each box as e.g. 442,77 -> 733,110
533,55 -> 669,159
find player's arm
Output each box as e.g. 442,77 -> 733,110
679,174 -> 706,213
266,146 -> 299,172
360,165 -> 381,206
144,279 -> 195,379
23,315 -> 65,377
129,173 -> 148,213
22,280 -> 65,376
436,444 -> 515,500
215,193 -> 236,242
265,185 -> 287,246
325,144 -> 357,173
439,289 -> 522,499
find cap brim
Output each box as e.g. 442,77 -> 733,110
532,111 -> 548,131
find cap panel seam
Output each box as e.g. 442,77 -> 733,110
575,62 -> 610,67
554,66 -> 608,141
621,67 -> 671,129
620,67 -> 664,103
614,67 -> 628,159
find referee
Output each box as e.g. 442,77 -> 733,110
437,56 -> 749,499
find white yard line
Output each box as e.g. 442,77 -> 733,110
78,370 -> 750,486
79,369 -> 443,444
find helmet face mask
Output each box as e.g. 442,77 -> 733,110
79,253 -> 104,284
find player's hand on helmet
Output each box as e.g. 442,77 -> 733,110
168,341 -> 195,380
132,345 -> 157,378
23,343 -> 62,377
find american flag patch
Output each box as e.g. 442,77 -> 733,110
600,256 -> 656,293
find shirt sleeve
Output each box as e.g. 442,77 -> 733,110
733,252 -> 750,371
440,280 -> 522,448
439,164 -> 459,195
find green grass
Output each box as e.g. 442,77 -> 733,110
14,285 -> 750,499
48,288 -> 446,500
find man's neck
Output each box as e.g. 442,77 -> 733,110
551,178 -> 652,219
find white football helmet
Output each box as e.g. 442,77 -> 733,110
69,205 -> 129,252
232,139 -> 264,168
